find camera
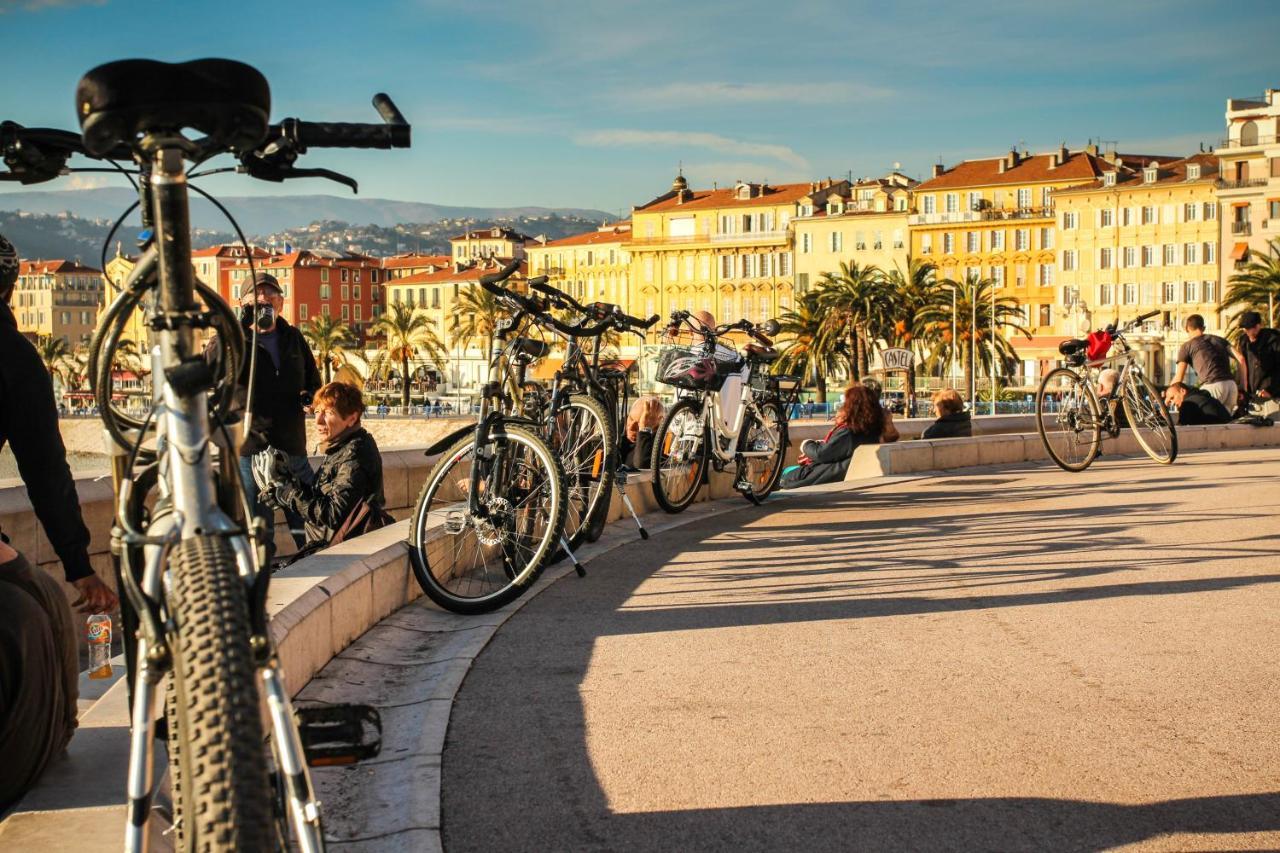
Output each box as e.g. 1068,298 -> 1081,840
240,303 -> 276,331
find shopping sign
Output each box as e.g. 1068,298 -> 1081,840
879,347 -> 914,372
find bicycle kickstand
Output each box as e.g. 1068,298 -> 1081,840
617,479 -> 649,540
559,536 -> 587,577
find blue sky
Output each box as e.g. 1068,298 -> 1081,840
1,0 -> 1278,215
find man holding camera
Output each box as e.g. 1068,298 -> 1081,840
230,272 -> 321,555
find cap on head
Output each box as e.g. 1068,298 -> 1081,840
0,233 -> 18,300
240,271 -> 283,299
1240,310 -> 1263,329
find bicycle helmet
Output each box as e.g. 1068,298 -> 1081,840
0,233 -> 18,303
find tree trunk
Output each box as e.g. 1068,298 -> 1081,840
966,341 -> 976,404
323,355 -> 332,384
848,327 -> 861,382
401,353 -> 411,409
905,362 -> 916,418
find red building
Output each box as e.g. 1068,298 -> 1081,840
223,250 -> 387,341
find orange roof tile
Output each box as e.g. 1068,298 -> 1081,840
19,259 -> 101,275
380,253 -> 451,269
537,225 -> 632,248
1053,152 -> 1220,194
393,260 -> 527,286
636,181 -> 813,212
915,151 -> 1169,191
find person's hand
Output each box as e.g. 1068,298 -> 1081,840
72,574 -> 119,614
798,454 -> 812,465
625,420 -> 639,442
1260,390 -> 1272,400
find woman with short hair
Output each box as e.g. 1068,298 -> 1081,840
921,388 -> 972,439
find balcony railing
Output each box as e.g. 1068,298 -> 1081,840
1215,178 -> 1269,190
1232,221 -> 1253,236
1220,133 -> 1280,149
627,230 -> 789,247
909,206 -> 1054,226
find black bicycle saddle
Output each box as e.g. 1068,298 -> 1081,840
76,58 -> 270,156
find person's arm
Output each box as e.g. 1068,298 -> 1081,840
809,428 -> 854,464
1232,344 -> 1250,396
1172,361 -> 1188,385
277,452 -> 373,531
881,411 -> 899,444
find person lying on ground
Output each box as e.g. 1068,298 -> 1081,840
921,388 -> 972,439
1164,382 -> 1231,426
780,384 -> 885,489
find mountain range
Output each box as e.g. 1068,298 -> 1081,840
0,187 -> 614,235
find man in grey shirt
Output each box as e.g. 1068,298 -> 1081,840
1168,314 -> 1237,411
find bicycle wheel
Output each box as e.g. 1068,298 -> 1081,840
409,424 -> 566,614
1121,370 -> 1178,464
651,397 -> 708,513
1036,367 -> 1102,472
549,394 -> 615,550
737,399 -> 788,505
166,534 -> 272,852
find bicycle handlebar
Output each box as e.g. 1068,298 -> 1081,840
276,94 -> 409,150
478,257 -> 523,288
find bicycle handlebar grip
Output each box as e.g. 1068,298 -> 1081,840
372,93 -> 408,128
478,257 -> 522,287
528,275 -> 549,287
1134,310 -> 1159,324
289,119 -> 410,149
619,311 -> 658,329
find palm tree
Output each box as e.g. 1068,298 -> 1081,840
302,313 -> 362,384
450,284 -> 505,365
370,303 -> 446,409
35,335 -> 73,390
1221,239 -> 1280,338
918,274 -> 1030,403
815,261 -> 888,381
881,259 -> 945,416
775,291 -> 845,404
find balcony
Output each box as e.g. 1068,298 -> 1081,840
626,230 -> 789,247
1220,133 -> 1280,150
1232,221 -> 1253,236
1215,178 -> 1269,190
909,206 -> 1054,226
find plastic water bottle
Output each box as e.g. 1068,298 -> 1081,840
87,614 -> 113,679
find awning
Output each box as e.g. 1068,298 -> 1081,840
1232,242 -> 1249,260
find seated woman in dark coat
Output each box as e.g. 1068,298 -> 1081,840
780,384 -> 885,489
921,388 -> 972,439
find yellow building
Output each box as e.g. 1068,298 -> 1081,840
97,247 -> 153,352
1214,89 -> 1280,294
792,173 -> 915,293
525,222 -> 632,312
626,175 -> 808,336
13,259 -> 104,344
910,145 -> 1160,383
1053,153 -> 1222,382
450,227 -> 533,263
381,253 -> 452,282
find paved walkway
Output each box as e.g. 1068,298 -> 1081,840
443,449 -> 1280,852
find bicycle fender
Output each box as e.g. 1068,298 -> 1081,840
423,425 -> 474,456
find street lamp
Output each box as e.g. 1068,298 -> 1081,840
950,282 -> 958,393
970,280 -> 977,413
990,277 -> 998,416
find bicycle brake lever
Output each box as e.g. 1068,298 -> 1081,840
239,162 -> 358,193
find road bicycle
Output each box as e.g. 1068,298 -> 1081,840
520,277 -> 658,543
2,58 -> 408,851
1036,310 -> 1178,472
409,260 -> 633,613
650,311 -> 798,512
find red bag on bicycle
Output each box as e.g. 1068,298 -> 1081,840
1086,330 -> 1113,363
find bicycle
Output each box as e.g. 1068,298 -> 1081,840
409,260 -> 634,613
521,277 -> 658,543
3,58 -> 408,851
1036,310 -> 1178,472
650,311 -> 797,512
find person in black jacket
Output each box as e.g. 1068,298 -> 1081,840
780,384 -> 885,489
921,388 -> 972,439
265,382 -> 385,550
1235,310 -> 1280,421
1165,382 -> 1231,425
216,273 -> 322,555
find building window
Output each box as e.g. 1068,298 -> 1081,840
1062,250 -> 1076,271
1039,304 -> 1052,327
943,233 -> 954,254
1103,172 -> 1116,187
1204,243 -> 1217,264
355,304 -> 362,322
341,284 -> 349,300
1160,244 -> 1175,266
1040,227 -> 1053,250
1123,283 -> 1137,304
893,229 -> 904,249
322,303 -> 330,317
720,255 -> 734,279
1014,229 -> 1029,251
431,289 -> 440,308
796,272 -> 809,293
320,268 -> 329,283
1063,211 -> 1078,229
700,255 -> 711,279
1100,208 -> 1114,227
1203,281 -> 1217,302
921,233 -> 933,254
300,303 -> 308,320
320,283 -> 331,299
854,231 -> 866,250
1184,243 -> 1198,264
340,268 -> 349,283
945,193 -> 958,213
371,269 -> 379,283
1122,207 -> 1133,227
1017,188 -> 1031,209
1015,264 -> 1027,288
991,265 -> 1005,286
1204,202 -> 1217,220
1122,247 -> 1137,268
341,304 -> 349,320
991,230 -> 1005,251
1184,281 -> 1198,303
1163,282 -> 1176,303
966,231 -> 979,252
801,233 -> 812,253
1183,202 -> 1198,222
1187,164 -> 1201,180
923,195 -> 936,214
1039,264 -> 1054,286
1100,283 -> 1114,305
1141,246 -> 1154,267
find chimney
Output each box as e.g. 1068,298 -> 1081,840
1059,143 -> 1069,162
1006,149 -> 1019,171
931,163 -> 944,178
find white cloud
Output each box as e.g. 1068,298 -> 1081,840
623,81 -> 893,107
63,174 -> 109,190
0,0 -> 106,12
576,130 -> 809,170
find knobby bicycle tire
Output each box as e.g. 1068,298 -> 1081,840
409,424 -> 566,614
1122,371 -> 1178,464
1036,367 -> 1102,472
738,399 -> 788,505
651,397 -> 708,513
166,534 -> 272,853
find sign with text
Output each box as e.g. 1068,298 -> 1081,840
878,347 -> 914,372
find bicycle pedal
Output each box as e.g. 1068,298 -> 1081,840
295,704 -> 382,766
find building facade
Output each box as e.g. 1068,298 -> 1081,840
525,222 -> 632,314
450,227 -> 533,263
13,259 -> 104,344
792,173 -> 915,295
224,250 -> 387,340
1215,89 -> 1280,302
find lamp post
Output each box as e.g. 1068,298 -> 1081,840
970,280 -> 977,413
950,283 -> 958,393
990,278 -> 998,415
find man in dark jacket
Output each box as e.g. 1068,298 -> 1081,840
1235,310 -> 1280,421
1165,382 -> 1231,425
219,273 -> 321,554
266,382 -> 384,549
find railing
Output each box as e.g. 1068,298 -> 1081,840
1215,178 -> 1269,190
1232,221 -> 1253,236
909,207 -> 1054,226
1220,133 -> 1280,149
626,230 -> 789,247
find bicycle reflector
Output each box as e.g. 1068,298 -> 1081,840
1086,330 -> 1113,362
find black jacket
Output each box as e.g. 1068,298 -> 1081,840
780,425 -> 880,489
276,426 -> 384,547
1177,390 -> 1231,425
210,318 -> 321,457
1239,328 -> 1280,398
0,303 -> 93,582
921,411 -> 972,439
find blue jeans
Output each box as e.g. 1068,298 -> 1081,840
238,453 -> 313,556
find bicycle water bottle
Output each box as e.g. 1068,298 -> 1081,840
87,614 -> 112,679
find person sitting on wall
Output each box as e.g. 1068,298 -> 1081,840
255,382 -> 392,560
921,388 -> 972,439
620,395 -> 664,471
780,384 -> 886,489
1096,368 -> 1130,429
860,377 -> 900,443
1164,382 -> 1231,426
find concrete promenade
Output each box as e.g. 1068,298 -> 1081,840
441,449 -> 1280,852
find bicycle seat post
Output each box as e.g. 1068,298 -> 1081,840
150,146 -> 198,353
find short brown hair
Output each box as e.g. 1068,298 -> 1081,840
932,388 -> 964,416
312,381 -> 365,419
1185,314 -> 1205,331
